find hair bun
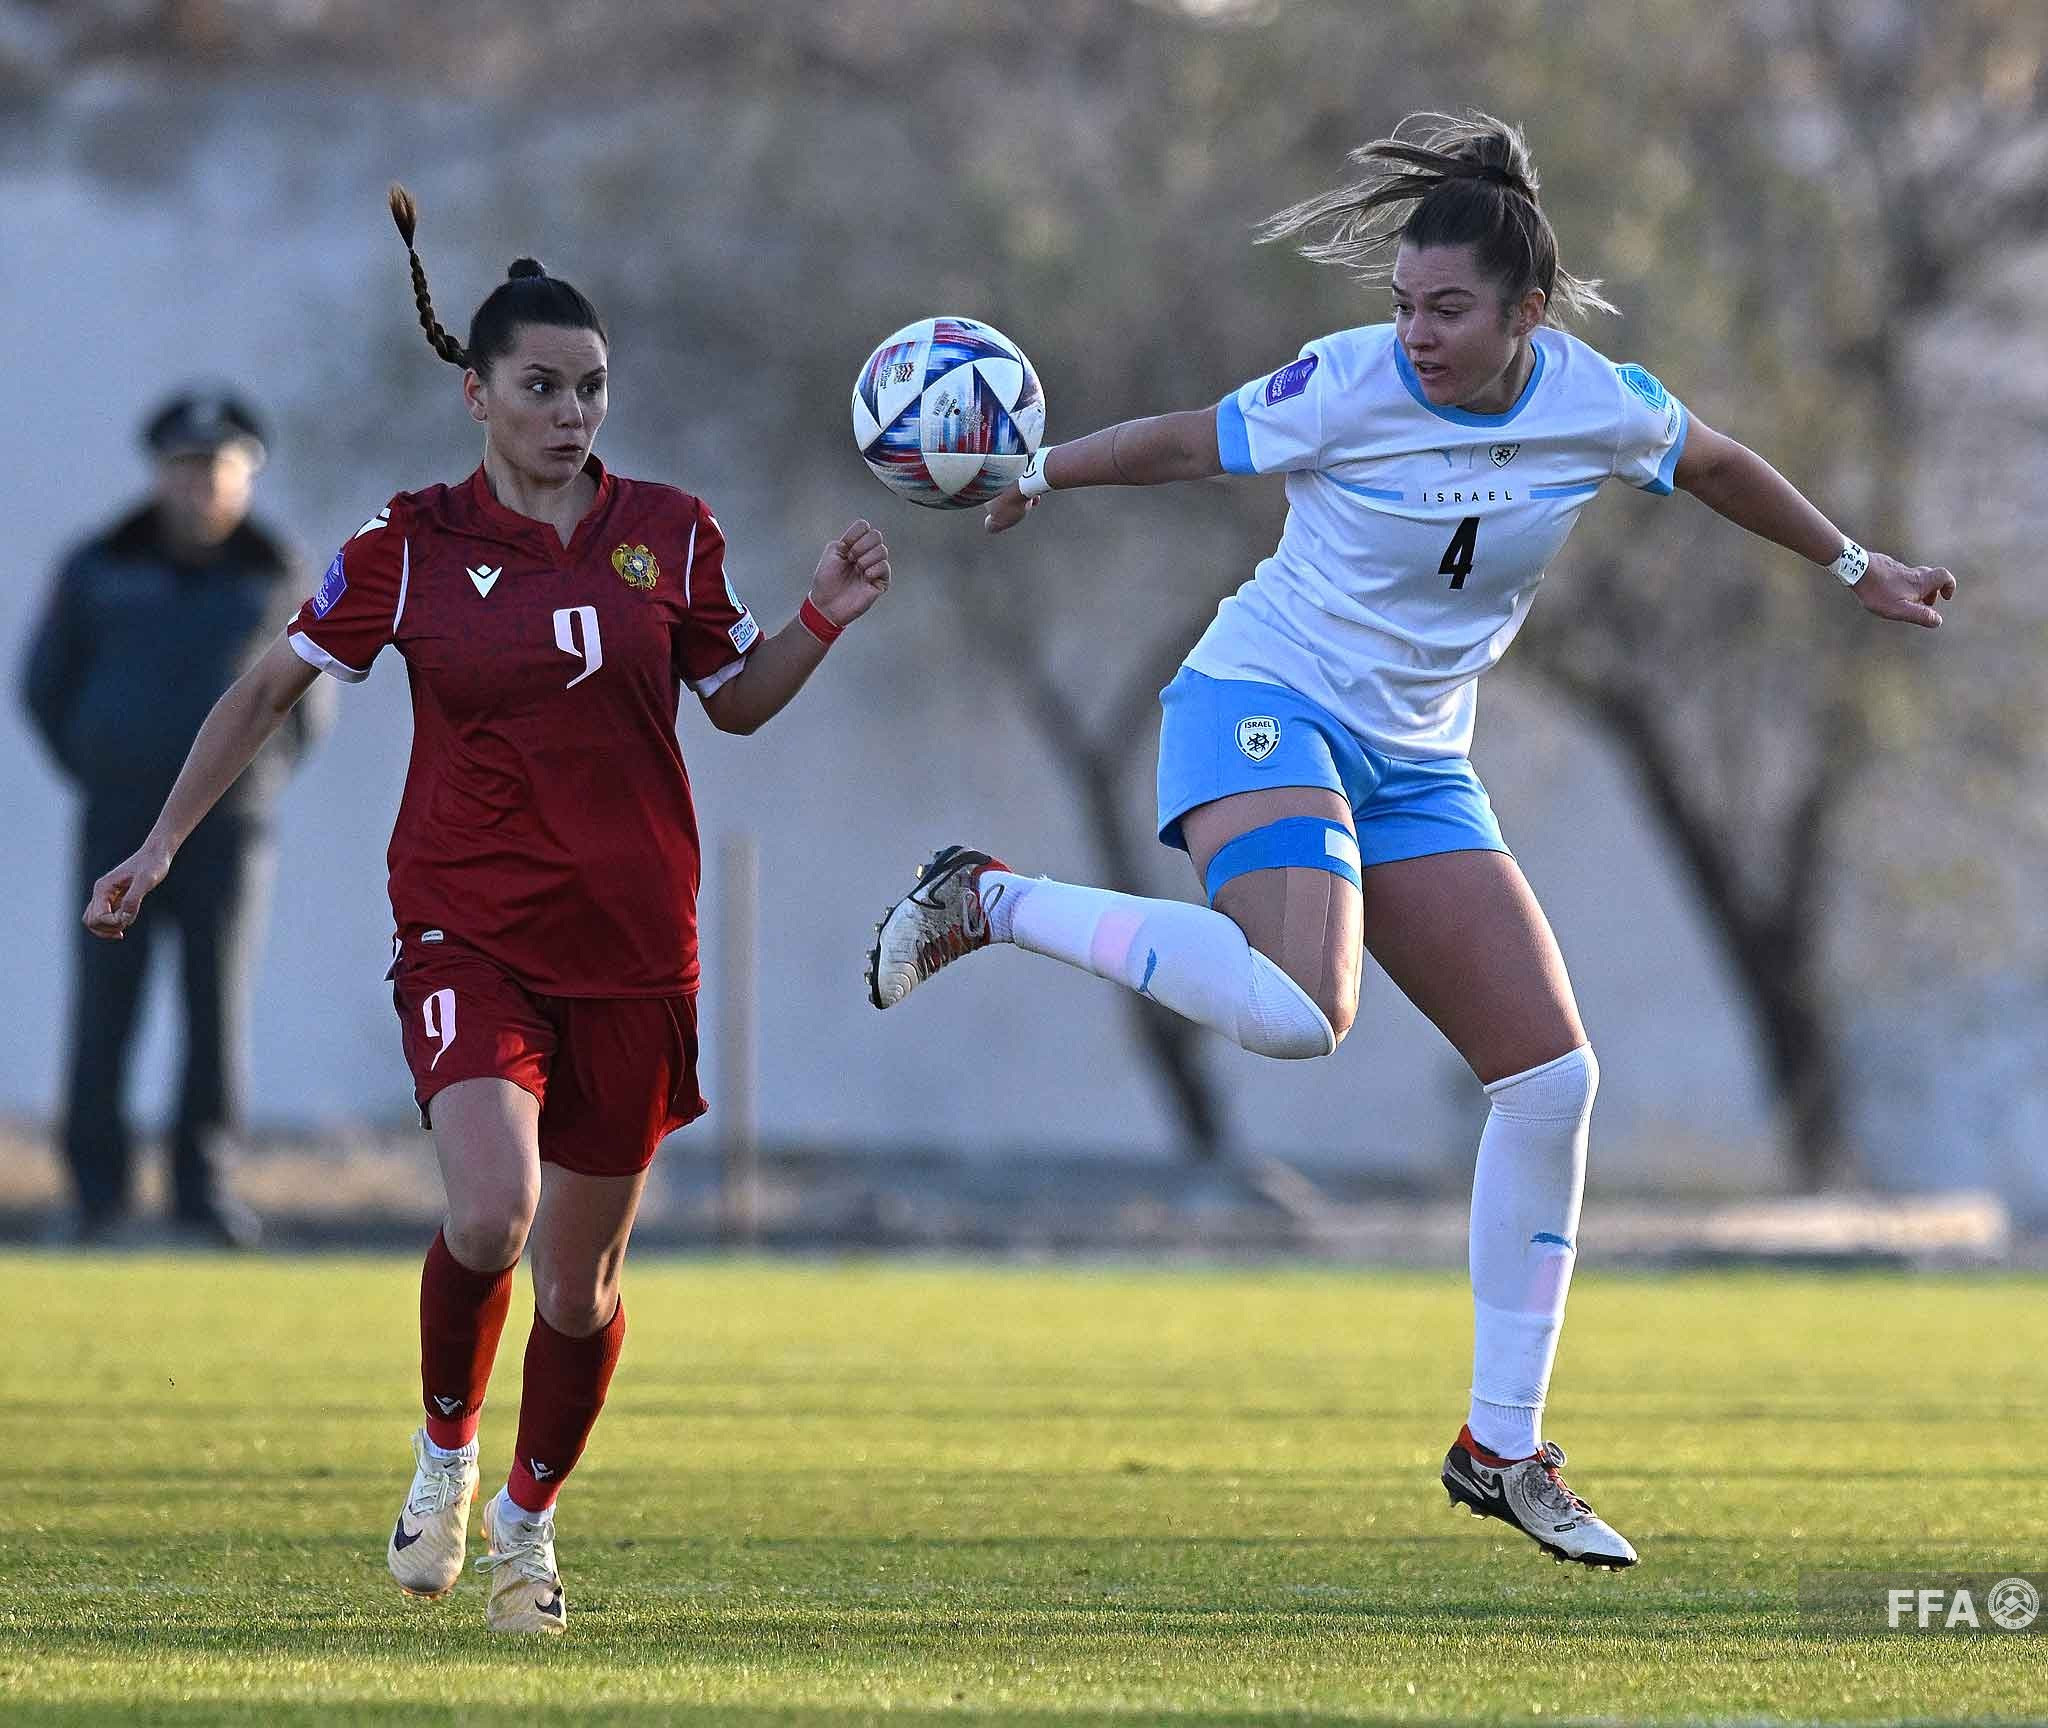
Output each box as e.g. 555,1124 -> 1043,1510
1463,134 -> 1536,199
507,257 -> 547,280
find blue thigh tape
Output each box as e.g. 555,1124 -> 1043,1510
1203,817 -> 1363,903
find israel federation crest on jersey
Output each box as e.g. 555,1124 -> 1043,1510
1236,715 -> 1281,762
1490,443 -> 1519,467
612,543 -> 659,590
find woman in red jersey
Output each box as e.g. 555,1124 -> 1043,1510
82,186 -> 891,1635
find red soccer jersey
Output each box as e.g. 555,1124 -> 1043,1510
288,458 -> 758,995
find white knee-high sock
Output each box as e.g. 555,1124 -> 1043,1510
1465,1045 -> 1598,1459
982,873 -> 1334,1060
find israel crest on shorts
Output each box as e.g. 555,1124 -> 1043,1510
1490,443 -> 1519,467
1236,715 -> 1281,762
612,543 -> 659,590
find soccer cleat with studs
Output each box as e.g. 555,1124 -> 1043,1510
1440,1425 -> 1638,1570
866,845 -> 1008,1010
387,1425 -> 480,1599
475,1489 -> 568,1634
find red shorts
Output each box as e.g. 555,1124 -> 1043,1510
389,929 -> 707,1177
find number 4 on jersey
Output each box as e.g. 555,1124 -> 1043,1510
1439,516 -> 1480,589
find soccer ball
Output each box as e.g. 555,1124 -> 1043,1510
851,317 -> 1045,509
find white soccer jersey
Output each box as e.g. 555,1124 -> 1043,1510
1187,322 -> 1688,758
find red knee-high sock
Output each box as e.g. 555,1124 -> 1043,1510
419,1229 -> 516,1450
506,1297 -> 626,1514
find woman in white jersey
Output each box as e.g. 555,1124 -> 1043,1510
866,112 -> 1954,1569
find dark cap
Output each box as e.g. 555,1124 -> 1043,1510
142,390 -> 269,464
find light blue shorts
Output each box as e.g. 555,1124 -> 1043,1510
1155,667 -> 1510,868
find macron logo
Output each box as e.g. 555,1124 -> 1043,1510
467,564 -> 503,597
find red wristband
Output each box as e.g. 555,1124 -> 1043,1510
798,596 -> 844,646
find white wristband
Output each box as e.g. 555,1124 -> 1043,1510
1828,539 -> 1869,587
1017,448 -> 1055,498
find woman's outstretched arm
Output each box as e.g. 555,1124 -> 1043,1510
1674,418 -> 1957,628
984,409 -> 1223,534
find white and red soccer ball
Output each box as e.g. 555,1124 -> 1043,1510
852,317 -> 1045,509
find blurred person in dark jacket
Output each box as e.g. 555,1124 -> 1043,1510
21,390 -> 334,1246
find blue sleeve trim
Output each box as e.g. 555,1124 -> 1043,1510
1637,402 -> 1688,496
1530,480 -> 1603,500
1215,393 -> 1255,475
1204,816 -> 1362,903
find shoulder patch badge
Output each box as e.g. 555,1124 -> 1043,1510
1264,355 -> 1319,406
311,549 -> 347,618
1236,715 -> 1281,762
1616,363 -> 1668,411
612,543 -> 659,590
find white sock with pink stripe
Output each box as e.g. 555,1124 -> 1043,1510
980,872 -> 1334,1060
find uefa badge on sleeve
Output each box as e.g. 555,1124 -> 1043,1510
1263,355 -> 1318,405
1236,716 -> 1281,763
612,544 -> 659,590
311,549 -> 348,618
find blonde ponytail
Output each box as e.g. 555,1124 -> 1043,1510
1259,111 -> 1618,323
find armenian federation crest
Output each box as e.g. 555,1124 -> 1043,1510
612,543 -> 659,590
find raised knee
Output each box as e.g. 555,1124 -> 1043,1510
1315,984 -> 1357,1046
1323,1005 -> 1354,1047
1241,949 -> 1341,1059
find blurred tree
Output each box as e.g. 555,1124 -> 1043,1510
1484,0 -> 2048,1186
677,0 -> 2048,1175
838,9 -> 1430,1159
837,0 -> 2047,1180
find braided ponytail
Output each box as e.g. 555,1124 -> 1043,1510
1258,111 -> 1617,323
383,184 -> 608,380
387,183 -> 469,368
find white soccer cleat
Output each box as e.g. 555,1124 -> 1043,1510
1441,1425 -> 1639,1569
475,1490 -> 568,1634
387,1426 -> 479,1599
866,844 -> 1008,1009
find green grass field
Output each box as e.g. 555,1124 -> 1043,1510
2,1255 -> 2044,1725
